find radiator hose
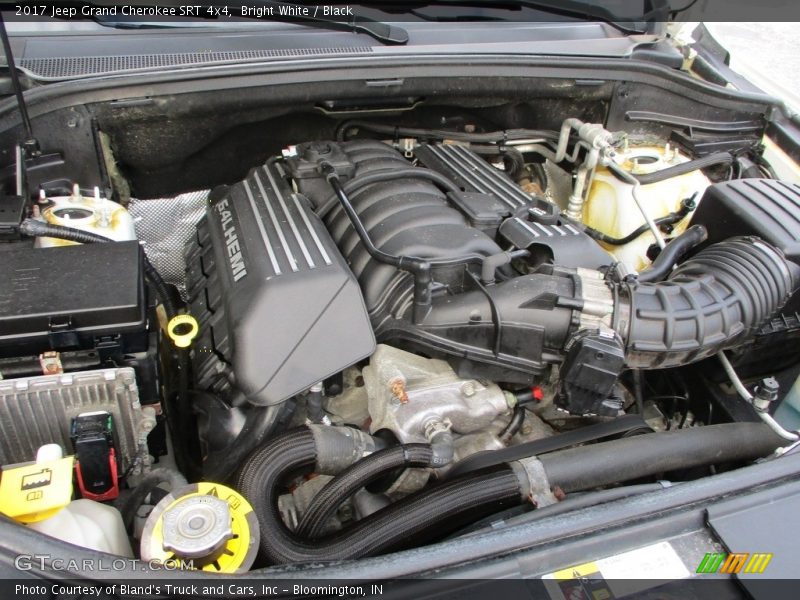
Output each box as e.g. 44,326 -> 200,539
537,422 -> 785,492
296,444 -> 436,539
236,427 -> 523,564
236,422 -> 787,564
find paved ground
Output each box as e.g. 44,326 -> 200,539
704,23 -> 799,108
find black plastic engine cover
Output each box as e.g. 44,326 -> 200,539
285,140 -> 576,383
185,162 -> 375,406
288,140 -> 503,314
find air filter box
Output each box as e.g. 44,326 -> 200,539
691,179 -> 800,263
690,178 -> 800,313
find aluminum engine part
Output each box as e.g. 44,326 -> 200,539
323,367 -> 370,427
453,431 -> 506,462
0,367 -> 155,473
129,190 -> 209,298
363,344 -> 512,443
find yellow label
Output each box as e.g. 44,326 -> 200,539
144,482 -> 258,573
0,457 -> 74,523
551,561 -> 601,581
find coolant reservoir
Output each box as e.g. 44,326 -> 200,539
775,373 -> 800,432
584,144 -> 710,272
28,499 -> 134,557
0,443 -> 133,556
35,185 -> 136,248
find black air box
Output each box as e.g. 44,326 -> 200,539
691,178 -> 800,314
185,162 -> 375,406
0,241 -> 147,358
691,179 -> 800,263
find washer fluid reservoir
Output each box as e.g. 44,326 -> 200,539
584,144 -> 710,272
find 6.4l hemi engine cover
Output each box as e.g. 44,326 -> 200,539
185,161 -> 375,406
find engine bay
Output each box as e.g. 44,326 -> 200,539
2,76 -> 800,573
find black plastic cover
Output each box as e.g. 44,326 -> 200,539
557,330 -> 626,416
691,178 -> 800,263
499,215 -> 613,270
0,241 -> 147,358
414,143 -> 533,210
185,162 -> 375,406
446,190 -> 511,234
0,195 -> 26,240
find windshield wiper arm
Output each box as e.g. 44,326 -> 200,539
84,1 -> 409,45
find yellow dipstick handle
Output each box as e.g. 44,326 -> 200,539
167,314 -> 199,348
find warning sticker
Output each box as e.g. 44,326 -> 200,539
542,541 -> 690,600
0,456 -> 74,523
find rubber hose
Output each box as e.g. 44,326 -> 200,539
317,167 -> 461,218
469,144 -> 526,180
202,403 -> 286,482
19,219 -> 178,319
336,120 -> 560,144
539,422 -> 786,493
539,423 -> 789,493
626,237 -> 799,368
116,468 -> 187,532
457,483 -> 665,538
636,224 -> 708,283
429,428 -> 455,467
236,428 -> 522,564
499,405 -> 526,445
296,444 -> 435,539
608,152 -> 734,186
585,198 -> 695,246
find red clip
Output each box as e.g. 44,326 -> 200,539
531,386 -> 544,402
75,448 -> 120,502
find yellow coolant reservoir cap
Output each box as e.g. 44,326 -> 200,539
167,314 -> 199,348
0,455 -> 74,523
140,482 -> 259,573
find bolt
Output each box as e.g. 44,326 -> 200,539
461,381 -> 476,397
389,377 -> 409,404
753,377 -> 780,412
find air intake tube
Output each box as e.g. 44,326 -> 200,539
622,237 -> 800,368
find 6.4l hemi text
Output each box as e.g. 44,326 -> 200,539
215,198 -> 248,282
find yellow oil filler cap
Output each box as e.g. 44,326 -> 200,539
140,482 -> 259,573
167,314 -> 199,348
0,444 -> 74,523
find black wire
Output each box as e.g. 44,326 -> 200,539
669,0 -> 699,18
336,120 -> 560,144
0,12 -> 34,145
632,370 -> 645,415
